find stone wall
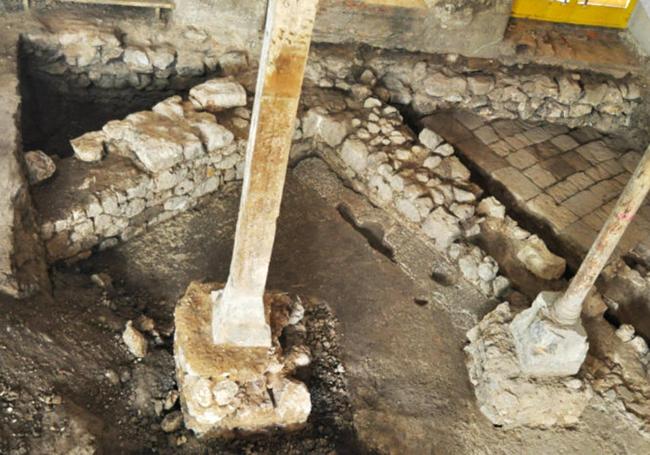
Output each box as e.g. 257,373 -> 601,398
21,18 -> 248,95
0,29 -> 49,298
294,88 -> 567,298
306,47 -> 643,137
33,85 -> 249,263
22,21 -> 642,139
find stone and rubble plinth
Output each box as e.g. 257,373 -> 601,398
174,282 -> 312,437
465,302 -> 593,428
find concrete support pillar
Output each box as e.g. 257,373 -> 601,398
212,0 -> 319,347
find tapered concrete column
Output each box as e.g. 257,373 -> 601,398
212,0 -> 319,347
551,145 -> 650,325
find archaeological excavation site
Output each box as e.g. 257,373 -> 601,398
3,0 -> 650,453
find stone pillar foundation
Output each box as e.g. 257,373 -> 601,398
465,302 -> 593,428
174,282 -> 312,437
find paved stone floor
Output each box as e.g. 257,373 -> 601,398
423,110 -> 650,269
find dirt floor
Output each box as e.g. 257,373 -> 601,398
1,6 -> 650,454
1,160 -> 649,454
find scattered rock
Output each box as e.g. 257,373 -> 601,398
164,390 -> 179,411
122,321 -> 148,358
161,411 -> 183,433
24,150 -> 56,184
90,272 -> 113,289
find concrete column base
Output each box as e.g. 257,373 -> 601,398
174,282 -> 312,437
510,291 -> 589,377
465,302 -> 593,428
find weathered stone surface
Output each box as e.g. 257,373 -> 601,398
71,131 -> 106,162
422,207 -> 461,250
24,150 -> 56,184
465,302 -> 593,428
189,78 -> 247,113
516,235 -> 566,280
174,282 -> 311,437
302,108 -> 349,147
340,138 -> 368,174
510,291 -> 589,377
123,46 -> 153,73
477,197 -> 506,219
0,59 -> 49,298
418,128 -> 443,151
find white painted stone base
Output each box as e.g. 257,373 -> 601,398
510,291 -> 589,377
465,303 -> 593,428
174,282 -> 311,437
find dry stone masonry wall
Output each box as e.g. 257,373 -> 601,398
21,17 -> 248,94
33,79 -> 250,263
306,47 -> 643,136
294,89 -> 566,299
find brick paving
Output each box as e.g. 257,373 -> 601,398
422,111 -> 649,267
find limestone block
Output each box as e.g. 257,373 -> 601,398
174,282 -> 311,437
340,138 -> 369,174
186,112 -> 234,153
71,131 -> 106,162
24,150 -> 56,185
421,207 -> 462,250
510,291 -> 589,377
465,302 -> 593,428
123,46 -> 153,73
516,235 -> 566,281
477,197 -> 506,219
152,96 -> 185,119
302,108 -> 349,147
189,78 -> 247,113
123,321 -> 148,358
418,128 -> 443,151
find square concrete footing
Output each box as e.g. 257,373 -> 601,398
174,282 -> 311,437
465,302 -> 593,428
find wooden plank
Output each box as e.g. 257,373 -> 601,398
60,0 -> 174,10
212,0 -> 319,347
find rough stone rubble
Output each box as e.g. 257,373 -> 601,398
305,47 -> 642,134
296,89 -> 565,298
174,282 -> 311,436
22,18 -> 248,93
465,302 -> 593,428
